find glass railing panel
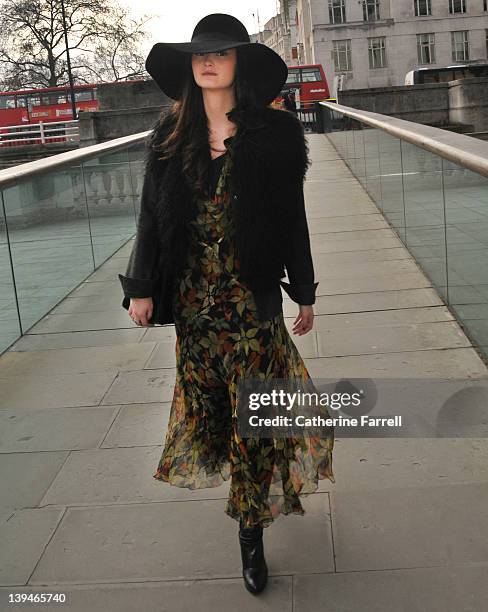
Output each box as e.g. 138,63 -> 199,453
442,159 -> 488,358
376,130 -> 405,241
0,139 -> 147,352
352,127 -> 367,189
0,189 -> 22,353
126,141 -> 146,220
400,140 -> 447,300
82,147 -> 138,267
1,163 -> 94,333
363,127 -> 382,205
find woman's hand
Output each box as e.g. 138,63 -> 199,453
128,297 -> 154,326
291,305 -> 314,335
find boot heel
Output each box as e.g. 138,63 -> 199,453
238,522 -> 268,594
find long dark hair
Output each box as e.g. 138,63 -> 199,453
152,46 -> 266,199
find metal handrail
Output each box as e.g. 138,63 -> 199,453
0,128 -> 150,189
0,119 -> 80,145
320,100 -> 488,178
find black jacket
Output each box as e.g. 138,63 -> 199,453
118,105 -> 319,325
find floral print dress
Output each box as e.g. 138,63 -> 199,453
153,151 -> 335,529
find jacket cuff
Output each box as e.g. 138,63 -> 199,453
118,273 -> 158,298
279,281 -> 319,305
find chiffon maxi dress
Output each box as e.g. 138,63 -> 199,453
152,149 -> 335,529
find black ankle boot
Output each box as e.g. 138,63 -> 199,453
238,520 -> 268,594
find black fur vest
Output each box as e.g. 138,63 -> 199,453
144,105 -> 311,291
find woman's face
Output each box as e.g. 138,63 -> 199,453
191,48 -> 237,92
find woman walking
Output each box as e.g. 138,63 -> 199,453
119,13 -> 335,596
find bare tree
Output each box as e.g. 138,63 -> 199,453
0,0 -> 155,90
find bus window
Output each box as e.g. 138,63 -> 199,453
286,69 -> 300,84
40,93 -> 58,105
301,67 -> 321,82
28,96 -> 41,107
57,94 -> 68,103
75,90 -> 93,101
15,97 -> 27,108
3,97 -> 16,109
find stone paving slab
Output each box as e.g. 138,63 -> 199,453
311,214 -> 389,233
316,320 -> 471,357
9,328 -> 146,351
49,293 -> 133,314
331,482 -> 488,571
309,287 -> 444,316
312,306 -> 453,329
101,369 -> 176,405
100,402 -> 171,448
313,246 -> 410,264
315,438 -> 488,494
40,446 -> 230,507
293,565 -> 488,612
315,258 -> 421,280
0,506 -> 65,586
310,230 -> 402,252
315,271 -> 432,295
0,451 -> 68,511
0,406 -> 118,453
0,577 -> 293,612
0,342 -> 156,376
0,372 -> 116,410
27,494 -> 333,585
306,347 -> 488,379
27,310 -> 132,334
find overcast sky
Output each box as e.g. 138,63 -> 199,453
119,0 -> 280,54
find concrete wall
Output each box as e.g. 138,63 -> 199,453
79,80 -> 174,146
449,77 -> 488,131
337,79 -> 488,131
78,106 -> 169,147
96,79 -> 172,111
338,83 -> 450,126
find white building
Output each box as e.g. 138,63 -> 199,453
251,1 -> 300,66
290,0 -> 488,90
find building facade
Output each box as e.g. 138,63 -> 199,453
253,1 -> 300,66
293,0 -> 488,91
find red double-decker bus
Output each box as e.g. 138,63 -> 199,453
273,63 -> 331,110
0,80 -> 145,146
0,83 -> 100,127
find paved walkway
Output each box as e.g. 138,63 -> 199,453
1,134 -> 488,611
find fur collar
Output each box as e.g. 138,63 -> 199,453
143,105 -> 312,288
145,105 -> 311,184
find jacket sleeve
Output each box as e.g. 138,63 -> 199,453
118,161 -> 161,299
279,184 -> 319,305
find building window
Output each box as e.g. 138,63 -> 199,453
449,0 -> 467,13
486,29 -> 488,56
414,0 -> 432,16
363,0 -> 381,21
451,30 -> 469,60
329,0 -> 347,24
485,0 -> 487,11
368,37 -> 387,68
417,33 -> 436,64
332,39 -> 352,71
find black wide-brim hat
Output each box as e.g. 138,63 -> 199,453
145,13 -> 288,106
